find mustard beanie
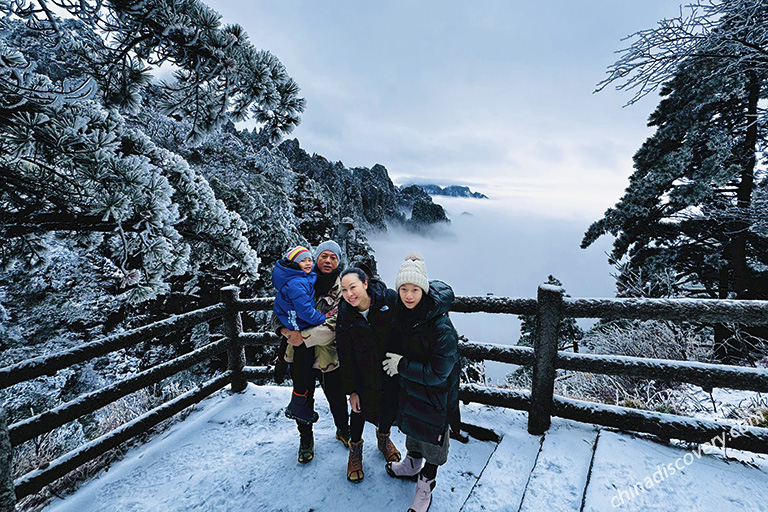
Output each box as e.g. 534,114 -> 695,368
395,251 -> 429,291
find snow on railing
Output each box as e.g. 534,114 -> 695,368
3,284 -> 768,511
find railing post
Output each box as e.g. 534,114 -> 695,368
221,286 -> 246,393
528,284 -> 564,435
0,409 -> 16,512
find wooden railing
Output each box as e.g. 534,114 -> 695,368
455,285 -> 768,454
0,286 -> 270,510
2,284 -> 768,511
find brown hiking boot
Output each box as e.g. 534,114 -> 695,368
347,439 -> 364,482
376,428 -> 401,463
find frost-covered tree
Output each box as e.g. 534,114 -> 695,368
596,0 -> 768,105
0,2 -> 305,297
583,0 -> 768,361
583,57 -> 768,300
516,276 -> 583,352
1,0 -> 305,141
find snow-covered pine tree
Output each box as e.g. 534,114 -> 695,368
0,1 -> 305,297
584,0 -> 768,362
583,57 -> 768,300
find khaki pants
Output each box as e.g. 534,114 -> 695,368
283,318 -> 338,372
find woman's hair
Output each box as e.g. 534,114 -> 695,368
340,267 -> 368,284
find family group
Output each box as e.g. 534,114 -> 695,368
270,240 -> 461,512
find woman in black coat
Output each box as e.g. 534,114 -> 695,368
382,252 -> 460,512
335,267 -> 401,483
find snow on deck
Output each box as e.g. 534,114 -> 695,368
42,384 -> 768,512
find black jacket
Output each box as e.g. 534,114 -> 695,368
336,278 -> 398,426
393,280 -> 460,445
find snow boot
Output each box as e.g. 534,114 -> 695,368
347,439 -> 364,482
408,474 -> 436,512
376,428 -> 401,462
336,426 -> 351,448
386,453 -> 422,481
298,428 -> 314,464
285,390 -> 319,425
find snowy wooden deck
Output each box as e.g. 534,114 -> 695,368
42,384 -> 768,512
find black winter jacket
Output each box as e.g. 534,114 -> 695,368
336,278 -> 398,426
393,280 -> 460,445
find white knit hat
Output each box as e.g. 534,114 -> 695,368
395,251 -> 429,291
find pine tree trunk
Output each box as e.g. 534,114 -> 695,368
715,73 -> 759,364
732,72 -> 759,300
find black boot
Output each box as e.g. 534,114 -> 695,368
298,425 -> 314,463
286,390 -> 319,425
450,427 -> 469,444
336,426 -> 351,448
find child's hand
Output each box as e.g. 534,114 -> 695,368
325,308 -> 338,318
282,329 -> 304,347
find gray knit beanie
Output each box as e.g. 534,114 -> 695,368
395,251 -> 429,291
314,240 -> 342,261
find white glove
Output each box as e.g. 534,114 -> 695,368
382,352 -> 403,377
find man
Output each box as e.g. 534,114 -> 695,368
272,240 -> 350,463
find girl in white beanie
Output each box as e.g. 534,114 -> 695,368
383,252 -> 460,512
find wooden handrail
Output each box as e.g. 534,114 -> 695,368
555,350 -> 768,393
9,338 -> 228,446
0,304 -> 225,391
458,340 -> 768,393
563,296 -> 768,324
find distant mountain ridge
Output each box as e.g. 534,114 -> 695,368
278,139 -> 451,233
402,184 -> 488,199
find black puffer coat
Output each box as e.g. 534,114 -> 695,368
393,280 -> 460,445
336,278 -> 398,426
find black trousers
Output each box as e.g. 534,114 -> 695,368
292,344 -> 349,434
350,377 -> 399,442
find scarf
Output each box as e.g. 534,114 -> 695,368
314,267 -> 341,299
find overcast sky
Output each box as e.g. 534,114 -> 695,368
205,0 -> 684,220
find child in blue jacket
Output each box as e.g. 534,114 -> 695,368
272,246 -> 335,425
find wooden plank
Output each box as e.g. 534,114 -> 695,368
460,426 -> 542,511
518,419 -> 599,512
583,430 -> 768,511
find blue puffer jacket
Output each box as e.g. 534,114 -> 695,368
272,259 -> 327,331
393,280 -> 460,445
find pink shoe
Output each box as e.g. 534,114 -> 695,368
408,474 -> 435,512
385,453 -> 422,481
